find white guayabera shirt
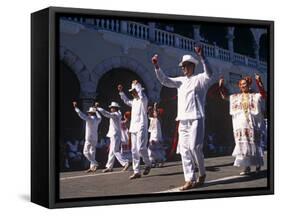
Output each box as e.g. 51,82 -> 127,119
119,90 -> 148,133
75,107 -> 101,141
155,61 -> 212,120
97,108 -> 122,138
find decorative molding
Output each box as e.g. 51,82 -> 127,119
98,30 -> 150,54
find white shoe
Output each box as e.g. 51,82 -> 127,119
240,167 -> 251,175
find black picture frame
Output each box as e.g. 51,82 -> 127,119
31,6 -> 274,208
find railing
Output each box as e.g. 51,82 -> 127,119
127,21 -> 149,40
84,18 -> 121,32
177,35 -> 196,51
154,28 -> 175,46
218,48 -> 231,62
61,17 -> 267,72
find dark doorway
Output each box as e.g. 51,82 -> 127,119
59,62 -> 83,171
259,33 -> 268,62
204,83 -> 234,157
159,86 -> 178,160
234,27 -> 255,58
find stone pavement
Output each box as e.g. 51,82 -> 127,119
60,152 -> 267,199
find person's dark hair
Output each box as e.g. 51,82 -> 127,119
239,76 -> 252,86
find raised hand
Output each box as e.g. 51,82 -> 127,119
152,54 -> 158,65
194,45 -> 204,58
152,54 -> 159,69
219,77 -> 224,87
72,101 -> 77,108
94,102 -> 99,108
255,73 -> 262,83
117,84 -> 123,92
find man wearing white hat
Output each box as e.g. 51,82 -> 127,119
152,46 -> 213,190
118,80 -> 152,179
72,101 -> 101,173
96,102 -> 130,172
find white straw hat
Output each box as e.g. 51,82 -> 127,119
87,107 -> 96,113
108,101 -> 120,108
178,54 -> 199,66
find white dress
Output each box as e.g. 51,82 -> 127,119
230,93 -> 264,167
148,117 -> 166,163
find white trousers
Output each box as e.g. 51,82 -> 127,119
131,129 -> 151,174
148,141 -> 166,162
106,135 -> 128,169
83,140 -> 98,168
178,119 -> 206,182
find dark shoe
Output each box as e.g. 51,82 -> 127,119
143,166 -> 151,175
256,166 -> 261,173
102,168 -> 113,173
195,174 -> 206,187
240,167 -> 251,175
179,181 -> 195,191
129,173 -> 141,180
122,163 -> 130,172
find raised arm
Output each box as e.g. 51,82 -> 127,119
73,102 -> 89,121
255,74 -> 267,99
152,54 -> 181,88
118,84 -> 133,107
218,77 -> 229,101
97,107 -> 118,119
195,46 -> 213,78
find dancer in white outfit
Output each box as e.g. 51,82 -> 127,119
120,112 -> 132,162
152,46 -> 213,190
219,74 -> 266,175
73,101 -> 101,173
118,80 -> 152,179
148,103 -> 166,167
96,102 -> 130,172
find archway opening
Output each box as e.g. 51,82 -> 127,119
234,27 -> 255,58
59,62 -> 83,171
159,86 -> 178,160
204,83 -> 234,157
96,67 -> 147,140
259,33 -> 268,62
200,25 -> 228,49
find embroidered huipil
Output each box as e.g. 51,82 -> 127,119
230,93 -> 263,157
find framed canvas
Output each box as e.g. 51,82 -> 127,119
31,6 -> 274,208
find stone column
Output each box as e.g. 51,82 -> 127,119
226,27 -> 235,62
253,42 -> 260,67
120,21 -> 128,34
250,28 -> 267,68
193,25 -> 201,42
148,22 -> 156,42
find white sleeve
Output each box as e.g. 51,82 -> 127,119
75,108 -> 89,121
119,92 -> 133,107
155,68 -> 182,88
97,108 -> 118,119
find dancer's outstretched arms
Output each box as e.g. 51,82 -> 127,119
195,45 -> 213,78
72,101 -> 90,121
218,78 -> 229,101
118,84 -> 133,107
255,74 -> 267,99
152,54 -> 181,88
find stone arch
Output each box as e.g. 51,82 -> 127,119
91,56 -> 160,101
59,46 -> 96,98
